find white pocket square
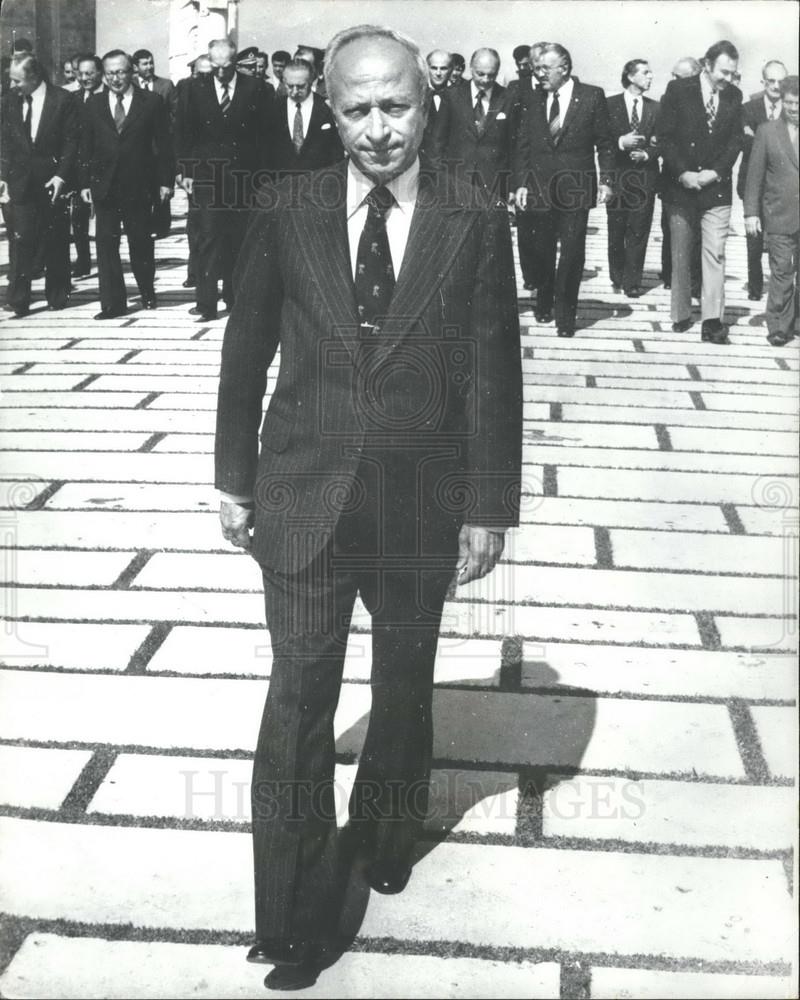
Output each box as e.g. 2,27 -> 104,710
321,123 -> 332,130
496,112 -> 507,120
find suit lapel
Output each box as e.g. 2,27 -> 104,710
119,86 -> 145,135
33,86 -> 56,146
777,118 -> 799,169
293,163 -> 357,326
558,83 -> 583,141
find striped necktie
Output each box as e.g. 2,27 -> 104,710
549,90 -> 561,140
219,82 -> 231,116
630,97 -> 640,131
705,94 -> 716,131
767,100 -> 778,120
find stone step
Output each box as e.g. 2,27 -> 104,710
0,933 -> 559,1000
590,967 -> 793,999
0,745 -> 92,810
0,819 -> 791,962
715,616 -> 798,653
0,670 -> 744,777
523,444 -> 797,476
521,641 -> 795,701
0,621 -> 150,670
556,467 -> 797,505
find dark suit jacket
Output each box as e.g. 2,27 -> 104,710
175,72 -> 272,205
606,92 -> 660,208
744,118 -> 799,234
0,84 -> 79,200
78,87 -> 173,203
215,160 -> 523,572
736,95 -> 769,199
135,74 -> 178,122
427,81 -> 514,197
512,80 -> 615,211
266,93 -> 343,174
658,75 -> 743,210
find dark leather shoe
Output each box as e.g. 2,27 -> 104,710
93,308 -> 126,320
71,263 -> 91,278
48,299 -> 70,311
700,321 -> 730,345
11,306 -> 30,318
141,295 -> 157,310
767,331 -> 794,347
523,281 -> 536,291
182,278 -> 196,288
611,283 -> 622,293
663,281 -> 671,289
534,310 -> 553,323
246,939 -> 311,967
748,291 -> 762,301
365,859 -> 412,895
557,327 -> 575,338
672,318 -> 692,333
189,305 -> 217,320
625,287 -> 643,298
264,964 -> 319,991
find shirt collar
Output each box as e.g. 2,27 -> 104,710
30,80 -> 47,101
551,76 -> 574,103
347,157 -> 420,220
292,91 -> 313,107
700,72 -> 718,104
471,80 -> 493,104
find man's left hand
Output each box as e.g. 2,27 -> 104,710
44,176 -> 64,204
744,216 -> 762,237
697,169 -> 719,188
159,186 -> 173,203
456,525 -> 505,585
597,183 -> 613,205
220,500 -> 254,551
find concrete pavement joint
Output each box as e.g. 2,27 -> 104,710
720,503 -> 746,535
118,350 -> 141,363
543,465 -> 558,496
71,374 -> 101,391
134,391 -> 162,409
592,526 -> 614,568
137,432 -> 168,452
124,622 -> 173,674
112,550 -> 156,590
727,699 -> 771,784
693,613 -> 722,650
22,481 -> 65,511
686,364 -> 702,380
560,958 -> 591,999
59,747 -> 119,816
654,424 -> 673,450
11,362 -> 36,374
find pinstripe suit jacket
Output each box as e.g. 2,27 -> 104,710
214,159 -> 522,573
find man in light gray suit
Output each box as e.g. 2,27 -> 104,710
215,24 -> 522,992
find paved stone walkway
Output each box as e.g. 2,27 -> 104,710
0,192 -> 797,999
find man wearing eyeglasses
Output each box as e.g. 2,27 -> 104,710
737,60 -> 788,301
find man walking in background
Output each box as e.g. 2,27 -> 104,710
659,40 -> 743,342
69,54 -> 105,278
744,75 -> 799,347
0,53 -> 78,317
513,42 -> 614,337
79,49 -> 173,319
738,60 -> 788,301
606,58 -> 660,298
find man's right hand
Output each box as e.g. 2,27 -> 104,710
744,216 -> 762,237
620,131 -> 645,151
180,175 -> 194,195
678,171 -> 701,190
80,188 -> 92,205
220,500 -> 254,551
515,186 -> 528,211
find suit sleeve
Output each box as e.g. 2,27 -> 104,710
153,97 -> 174,188
464,202 -> 523,527
0,96 -> 10,181
214,199 -> 284,497
737,101 -> 757,198
709,94 -> 743,178
592,89 -> 615,184
174,79 -> 194,179
77,101 -> 94,191
659,79 -> 690,179
511,100 -> 533,191
743,122 -> 768,218
56,93 -> 80,183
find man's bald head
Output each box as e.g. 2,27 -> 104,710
671,56 -> 702,79
427,48 -> 453,91
470,48 -> 500,94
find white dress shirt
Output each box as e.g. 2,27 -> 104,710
62,80 -> 80,93
108,85 -> 134,118
346,156 -> 420,280
220,156 -> 421,505
432,91 -> 443,112
137,76 -> 155,93
213,73 -> 237,104
24,80 -> 47,143
286,92 -> 313,140
546,75 -> 574,123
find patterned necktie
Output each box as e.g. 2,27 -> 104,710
630,97 -> 640,132
292,101 -> 304,152
705,93 -> 716,132
355,186 -> 396,333
767,100 -> 778,120
23,95 -> 33,139
219,82 -> 231,116
114,92 -> 126,133
474,92 -> 486,132
548,90 -> 561,140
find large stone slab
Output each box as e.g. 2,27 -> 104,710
562,404 -> 792,431
716,616 -> 798,652
750,706 -> 797,781
0,452 -> 212,483
0,745 -> 91,810
521,497 -> 729,532
609,529 -> 792,575
523,445 -> 797,476
542,775 -> 795,850
0,622 -> 150,670
590,967 -> 793,999
7,550 -> 136,587
557,468 -> 796,506
0,819 -> 792,962
0,934 -> 560,1000
521,641 -> 796,700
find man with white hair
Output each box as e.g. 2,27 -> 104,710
216,23 -> 521,991
175,37 -> 273,320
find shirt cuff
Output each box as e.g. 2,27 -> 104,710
220,491 -> 254,505
618,136 -> 627,150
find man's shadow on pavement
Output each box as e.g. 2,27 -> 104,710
329,647 -> 597,951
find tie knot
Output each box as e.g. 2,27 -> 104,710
366,185 -> 394,215
117,92 -> 124,103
